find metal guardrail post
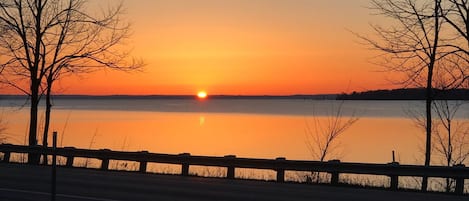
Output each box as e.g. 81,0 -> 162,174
139,151 -> 149,173
100,149 -> 111,170
2,151 -> 10,163
225,155 -> 236,179
64,147 -> 75,167
328,160 -> 341,185
454,164 -> 466,195
28,145 -> 42,165
388,162 -> 400,190
180,153 -> 190,176
276,157 -> 286,182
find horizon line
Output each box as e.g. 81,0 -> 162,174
0,87 -> 466,98
0,94 -> 339,97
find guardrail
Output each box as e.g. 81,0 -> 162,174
0,143 -> 467,195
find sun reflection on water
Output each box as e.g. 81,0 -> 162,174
199,115 -> 205,126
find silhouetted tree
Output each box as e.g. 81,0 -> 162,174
434,0 -> 469,90
441,0 -> 469,56
432,99 -> 468,192
406,98 -> 468,192
360,0 -> 444,191
432,54 -> 468,192
305,101 -> 359,183
0,0 -> 142,164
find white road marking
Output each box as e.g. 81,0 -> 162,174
0,187 -> 122,201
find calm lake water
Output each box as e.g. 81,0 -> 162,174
1,98 -> 468,165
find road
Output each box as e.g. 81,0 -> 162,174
0,163 -> 466,201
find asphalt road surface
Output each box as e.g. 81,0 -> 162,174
0,163 -> 466,201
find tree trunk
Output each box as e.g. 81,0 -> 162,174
28,0 -> 43,165
446,116 -> 452,192
422,29 -> 437,193
42,78 -> 53,165
28,79 -> 40,164
422,87 -> 432,191
422,0 -> 440,192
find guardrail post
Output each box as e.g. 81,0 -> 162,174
100,149 -> 111,170
139,151 -> 149,173
64,147 -> 75,167
180,153 -> 191,176
388,162 -> 399,190
1,144 -> 12,163
101,158 -> 109,170
225,155 -> 236,179
66,156 -> 74,167
276,157 -> 286,182
28,145 -> 42,165
51,132 -> 57,201
328,160 -> 341,185
454,164 -> 465,195
2,151 -> 10,163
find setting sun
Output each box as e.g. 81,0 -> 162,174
197,91 -> 207,99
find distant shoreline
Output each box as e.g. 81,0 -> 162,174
337,88 -> 469,100
0,88 -> 468,100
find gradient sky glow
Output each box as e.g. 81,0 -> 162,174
20,0 -> 395,95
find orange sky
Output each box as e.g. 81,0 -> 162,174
4,0 -> 396,95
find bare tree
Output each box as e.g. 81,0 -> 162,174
360,0 -> 444,191
404,68 -> 468,192
432,1 -> 469,91
407,99 -> 468,192
433,99 -> 468,192
0,0 -> 142,164
305,100 -> 359,183
441,0 -> 469,55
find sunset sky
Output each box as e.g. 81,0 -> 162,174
8,0 -> 395,95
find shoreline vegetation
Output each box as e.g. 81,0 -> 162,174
0,88 -> 468,100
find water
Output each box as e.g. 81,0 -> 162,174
1,98 -> 468,165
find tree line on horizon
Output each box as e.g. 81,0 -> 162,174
337,88 -> 469,100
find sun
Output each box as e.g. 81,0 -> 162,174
197,91 -> 207,99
